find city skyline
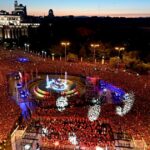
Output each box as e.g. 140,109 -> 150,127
0,0 -> 150,17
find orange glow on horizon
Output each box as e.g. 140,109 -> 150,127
26,7 -> 150,18
29,10 -> 150,18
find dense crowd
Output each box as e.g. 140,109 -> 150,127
40,117 -> 113,149
0,47 -> 150,149
32,106 -> 113,149
0,50 -> 21,143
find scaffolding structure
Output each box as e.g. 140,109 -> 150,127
21,132 -> 40,150
114,132 -> 134,150
11,126 -> 41,150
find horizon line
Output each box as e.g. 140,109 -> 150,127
1,10 -> 150,18
27,14 -> 150,18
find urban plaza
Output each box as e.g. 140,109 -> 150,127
0,0 -> 150,150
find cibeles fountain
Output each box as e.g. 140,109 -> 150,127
46,72 -> 68,92
30,72 -> 78,99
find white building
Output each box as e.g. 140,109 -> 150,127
0,14 -> 40,39
0,0 -> 40,40
0,15 -> 21,26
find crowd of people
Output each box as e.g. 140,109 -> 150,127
0,49 -> 21,144
32,111 -> 113,149
0,47 -> 150,149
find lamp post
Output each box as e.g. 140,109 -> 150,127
4,42 -> 7,49
101,56 -> 105,65
24,43 -> 27,52
24,43 -> 30,52
10,49 -> 12,58
44,51 -> 47,58
115,46 -> 125,68
41,51 -> 44,58
27,44 -> 30,52
115,46 -> 125,59
90,44 -> 100,62
61,42 -> 70,62
51,53 -> 55,61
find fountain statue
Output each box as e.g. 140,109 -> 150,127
45,73 -> 68,92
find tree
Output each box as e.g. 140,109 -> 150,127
67,53 -> 78,62
50,44 -> 64,57
109,57 -> 120,68
91,42 -> 112,59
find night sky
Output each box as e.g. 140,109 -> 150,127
0,0 -> 150,17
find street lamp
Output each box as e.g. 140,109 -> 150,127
24,43 -> 30,52
51,53 -> 55,61
61,41 -> 70,62
12,42 -> 16,49
115,46 -> 125,68
91,43 -> 100,62
27,44 -> 30,52
10,49 -> 12,58
44,51 -> 47,58
41,51 -> 44,57
4,42 -> 7,49
24,43 -> 27,51
115,46 -> 125,58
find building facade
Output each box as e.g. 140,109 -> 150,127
0,15 -> 21,26
0,0 -> 40,41
0,14 -> 40,40
12,0 -> 27,16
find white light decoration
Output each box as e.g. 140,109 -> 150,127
68,132 -> 78,145
56,96 -> 68,112
116,106 -> 124,117
42,127 -> 48,136
116,92 -> 135,116
103,88 -> 107,92
24,144 -> 31,150
91,97 -> 98,104
88,105 -> 101,122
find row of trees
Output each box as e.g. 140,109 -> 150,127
50,41 -> 114,58
109,51 -> 150,74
